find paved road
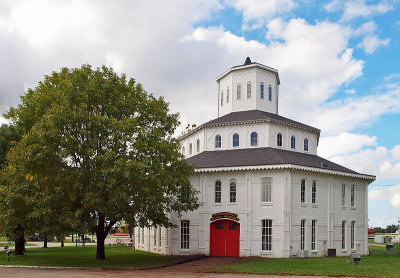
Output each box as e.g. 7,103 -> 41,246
0,257 -> 329,278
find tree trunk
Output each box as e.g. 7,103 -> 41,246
14,224 -> 25,255
96,214 -> 106,260
61,240 -> 64,247
71,233 -> 74,242
43,234 -> 48,248
82,234 -> 85,247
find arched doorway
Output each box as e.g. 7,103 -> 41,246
210,220 -> 240,256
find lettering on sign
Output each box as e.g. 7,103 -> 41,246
210,212 -> 239,222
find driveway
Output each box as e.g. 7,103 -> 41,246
0,257 -> 329,278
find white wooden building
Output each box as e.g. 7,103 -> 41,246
134,58 -> 375,257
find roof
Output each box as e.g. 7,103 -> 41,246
187,147 -> 370,177
204,110 -> 320,132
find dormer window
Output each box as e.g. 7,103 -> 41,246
304,138 -> 309,151
237,84 -> 241,100
277,133 -> 282,147
268,85 -> 272,101
260,82 -> 264,99
247,82 -> 251,98
251,132 -> 258,146
291,136 -> 296,149
233,133 -> 239,147
215,135 -> 221,148
227,87 -> 230,103
220,91 -> 223,106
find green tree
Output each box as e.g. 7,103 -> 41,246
5,65 -> 199,259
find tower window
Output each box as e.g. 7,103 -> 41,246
215,135 -> 221,148
196,139 -> 200,153
189,143 -> 192,155
237,84 -> 241,100
260,82 -> 264,99
233,133 -> 239,147
247,82 -> 251,98
304,138 -> 309,151
227,87 -> 230,103
251,132 -> 258,146
291,136 -> 296,149
268,85 -> 272,101
220,91 -> 223,106
277,133 -> 282,147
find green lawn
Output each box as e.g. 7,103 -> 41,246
212,254 -> 400,277
0,243 -> 35,247
369,243 -> 400,253
0,245 -> 190,268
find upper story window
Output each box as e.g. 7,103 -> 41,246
237,83 -> 241,100
230,180 -> 237,203
268,85 -> 272,101
215,135 -> 221,148
233,133 -> 239,147
301,179 -> 306,203
189,143 -> 192,155
261,177 -> 272,202
227,87 -> 230,103
182,146 -> 185,155
220,91 -> 223,106
312,181 -> 316,204
251,132 -> 258,146
247,82 -> 251,98
260,82 -> 264,99
215,180 -> 221,203
291,136 -> 296,149
342,183 -> 346,206
351,185 -> 355,207
277,133 -> 282,147
196,139 -> 200,153
304,138 -> 309,151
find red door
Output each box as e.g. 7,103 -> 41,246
210,220 -> 240,256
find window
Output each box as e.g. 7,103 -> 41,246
351,185 -> 355,207
215,180 -> 221,203
261,177 -> 272,202
247,82 -> 251,98
154,227 -> 157,246
304,138 -> 309,151
220,91 -> 223,106
311,220 -> 316,251
312,181 -> 316,204
301,220 -> 306,251
268,85 -> 272,101
277,133 -> 282,147
180,220 -> 190,249
230,180 -> 236,203
141,228 -> 144,244
158,226 -> 162,247
227,87 -> 230,103
291,136 -> 296,149
215,135 -> 221,148
196,139 -> 200,153
301,179 -> 306,203
237,83 -> 241,100
182,146 -> 185,155
251,132 -> 258,146
233,133 -> 239,147
260,82 -> 264,99
262,219 -> 272,251
342,221 -> 346,250
138,227 -> 140,245
351,221 -> 355,249
342,184 -> 346,206
189,143 -> 192,155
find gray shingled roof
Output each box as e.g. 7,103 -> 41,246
204,110 -> 319,132
187,147 -> 361,175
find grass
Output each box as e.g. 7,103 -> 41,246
0,245 -> 190,268
369,238 -> 386,245
212,254 -> 400,277
369,243 -> 400,253
0,243 -> 35,247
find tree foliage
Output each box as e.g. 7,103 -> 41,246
4,65 -> 199,259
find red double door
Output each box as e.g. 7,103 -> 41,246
210,220 -> 240,256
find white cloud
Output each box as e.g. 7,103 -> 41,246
354,21 -> 377,36
369,184 -> 400,209
357,35 -> 390,54
325,0 -> 393,21
224,0 -> 297,29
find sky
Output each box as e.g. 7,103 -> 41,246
1,0 -> 400,228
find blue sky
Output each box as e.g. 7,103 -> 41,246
0,0 -> 399,227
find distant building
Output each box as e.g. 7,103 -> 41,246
135,58 -> 375,257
